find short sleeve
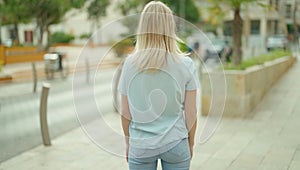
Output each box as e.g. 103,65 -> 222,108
184,57 -> 200,91
118,59 -> 128,95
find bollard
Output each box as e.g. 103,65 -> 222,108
32,63 -> 37,93
85,58 -> 90,84
39,83 -> 51,146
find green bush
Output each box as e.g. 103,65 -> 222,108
79,33 -> 91,39
113,37 -> 193,58
177,40 -> 190,53
50,32 -> 75,44
224,50 -> 292,70
113,37 -> 136,57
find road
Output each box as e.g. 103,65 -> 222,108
0,67 -> 118,162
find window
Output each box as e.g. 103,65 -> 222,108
9,29 -> 16,40
274,0 -> 279,11
251,20 -> 260,35
24,30 -> 33,44
269,0 -> 279,11
223,21 -> 232,36
286,4 -> 292,19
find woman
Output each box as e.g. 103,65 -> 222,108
118,1 -> 199,170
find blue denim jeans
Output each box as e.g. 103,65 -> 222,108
128,138 -> 191,170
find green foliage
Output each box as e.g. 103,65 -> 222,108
30,0 -> 85,26
0,0 -> 34,45
0,0 -> 32,25
177,40 -> 190,53
206,0 -> 265,26
79,33 -> 91,39
50,32 -> 75,44
71,0 -> 86,8
117,0 -> 141,15
113,37 -> 136,57
113,37 -> 191,58
117,0 -> 200,23
30,0 -> 68,47
160,0 -> 199,23
87,0 -> 110,22
224,50 -> 292,70
1,0 -> 85,48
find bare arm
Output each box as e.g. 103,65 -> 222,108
121,95 -> 131,162
184,90 -> 197,158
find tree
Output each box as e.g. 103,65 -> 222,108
28,0 -> 85,50
292,0 -> 299,45
0,0 -> 33,45
206,0 -> 265,66
87,0 -> 110,33
117,0 -> 200,23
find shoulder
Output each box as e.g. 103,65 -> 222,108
180,56 -> 194,67
122,54 -> 134,68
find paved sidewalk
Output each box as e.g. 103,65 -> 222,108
1,57 -> 300,170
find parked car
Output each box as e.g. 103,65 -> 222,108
266,35 -> 288,51
203,38 -> 232,62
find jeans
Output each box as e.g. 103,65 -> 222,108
128,138 -> 191,170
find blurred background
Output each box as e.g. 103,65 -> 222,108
0,0 -> 300,169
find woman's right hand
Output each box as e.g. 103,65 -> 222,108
126,144 -> 129,162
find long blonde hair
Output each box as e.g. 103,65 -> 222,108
132,1 -> 184,69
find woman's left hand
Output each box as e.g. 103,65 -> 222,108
189,144 -> 194,159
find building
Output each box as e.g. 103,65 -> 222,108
197,0 -> 300,56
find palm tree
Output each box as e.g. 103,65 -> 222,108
206,0 -> 264,66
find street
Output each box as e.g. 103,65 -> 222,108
0,67 -> 118,162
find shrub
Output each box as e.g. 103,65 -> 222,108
177,40 -> 190,53
50,32 -> 75,44
113,37 -> 192,58
113,37 -> 135,58
224,50 -> 292,70
79,33 -> 91,39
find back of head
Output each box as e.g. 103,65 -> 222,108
133,1 -> 183,69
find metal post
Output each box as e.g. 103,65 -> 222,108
39,83 -> 51,146
32,63 -> 37,93
85,58 -> 90,84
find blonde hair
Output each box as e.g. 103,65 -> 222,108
132,1 -> 184,69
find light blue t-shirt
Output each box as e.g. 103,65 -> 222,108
118,54 -> 199,157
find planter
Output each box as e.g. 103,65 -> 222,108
201,56 -> 297,116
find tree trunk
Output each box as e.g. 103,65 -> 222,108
0,19 -> 2,44
37,19 -> 44,51
293,1 -> 299,44
38,26 -> 44,51
13,22 -> 19,45
232,7 -> 243,66
244,4 -> 250,48
46,26 -> 51,47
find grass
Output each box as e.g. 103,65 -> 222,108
224,50 -> 292,70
